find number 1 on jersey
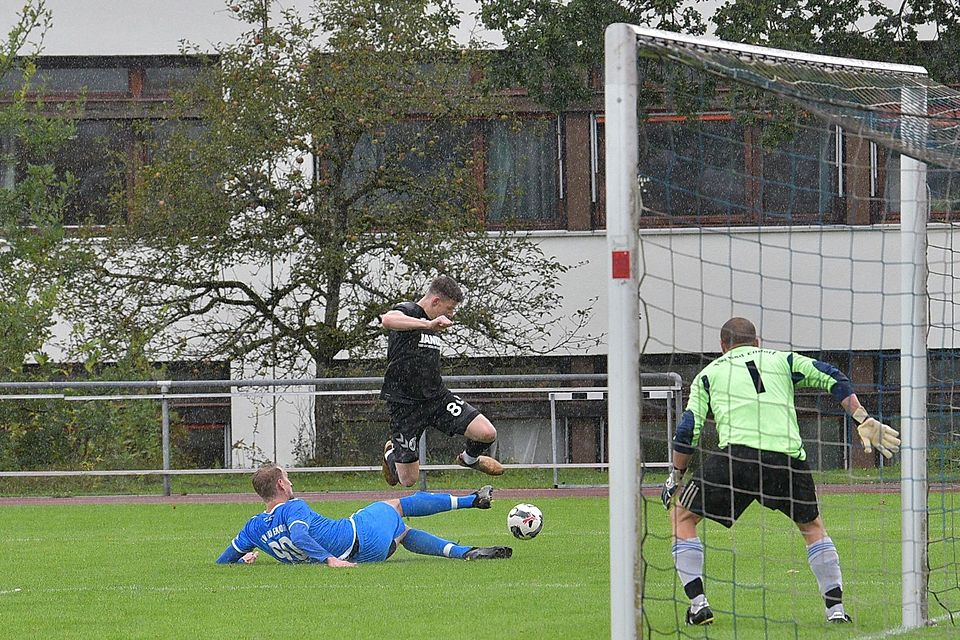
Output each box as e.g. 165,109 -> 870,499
745,360 -> 766,393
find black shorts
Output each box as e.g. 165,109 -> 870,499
677,444 -> 820,528
386,391 -> 481,464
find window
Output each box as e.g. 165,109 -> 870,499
142,66 -> 204,97
0,58 -> 207,225
883,152 -> 960,219
59,120 -> 129,225
1,67 -> 128,94
638,116 -> 747,224
342,120 -> 472,209
758,121 -> 840,223
484,117 -> 559,225
592,113 -> 850,228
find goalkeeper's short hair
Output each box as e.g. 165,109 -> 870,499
721,317 -> 757,348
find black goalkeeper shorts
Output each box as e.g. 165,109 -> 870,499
676,444 -> 820,528
386,391 -> 481,464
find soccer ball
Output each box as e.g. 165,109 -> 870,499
507,503 -> 543,540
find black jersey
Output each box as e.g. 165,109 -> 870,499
380,301 -> 447,403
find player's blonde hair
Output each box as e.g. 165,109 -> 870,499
252,463 -> 284,499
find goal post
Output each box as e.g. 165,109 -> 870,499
605,23 -> 643,640
604,22 -> 954,638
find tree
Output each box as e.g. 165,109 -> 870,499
478,0 -> 705,114
0,1 -> 164,473
710,0 -> 960,84
63,0 -> 595,461
0,1 -> 66,374
479,1 -> 960,112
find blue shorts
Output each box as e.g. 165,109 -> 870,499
351,501 -> 408,563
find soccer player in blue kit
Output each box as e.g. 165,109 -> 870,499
216,464 -> 512,566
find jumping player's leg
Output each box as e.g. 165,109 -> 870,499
371,499 -> 510,561
429,392 -> 503,476
397,485 -> 494,516
457,413 -> 504,476
383,402 -> 427,487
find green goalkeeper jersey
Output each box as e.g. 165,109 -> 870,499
674,346 -> 853,461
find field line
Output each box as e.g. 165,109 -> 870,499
850,613 -> 956,639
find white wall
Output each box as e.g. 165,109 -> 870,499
1,0 -> 500,56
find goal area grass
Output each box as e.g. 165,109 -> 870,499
0,493 -> 955,639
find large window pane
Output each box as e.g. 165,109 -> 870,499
638,118 -> 746,221
485,118 -> 558,224
143,66 -> 204,96
760,122 -> 840,223
0,67 -> 128,93
344,120 -> 471,207
58,120 -> 128,225
884,152 -> 960,218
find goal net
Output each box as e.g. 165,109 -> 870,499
605,24 -> 960,638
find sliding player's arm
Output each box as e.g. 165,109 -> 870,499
791,354 -> 900,458
216,530 -> 255,564
286,518 -> 357,567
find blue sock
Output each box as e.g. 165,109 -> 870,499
399,491 -> 474,516
400,528 -> 471,559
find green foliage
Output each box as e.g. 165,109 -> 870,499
482,1 -> 960,111
478,0 -> 704,113
0,2 -> 173,472
711,0 -> 960,84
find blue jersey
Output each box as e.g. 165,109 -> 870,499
216,498 -> 355,564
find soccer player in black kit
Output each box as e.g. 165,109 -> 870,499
380,275 -> 504,487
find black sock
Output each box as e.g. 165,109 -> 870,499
465,439 -> 491,458
683,578 -> 705,600
824,586 -> 842,609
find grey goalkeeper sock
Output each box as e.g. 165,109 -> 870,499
807,537 -> 843,603
672,537 -> 705,601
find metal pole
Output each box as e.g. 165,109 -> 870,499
900,85 -> 929,629
550,393 -> 560,488
605,22 -> 642,640
418,430 -> 427,491
160,382 -> 171,497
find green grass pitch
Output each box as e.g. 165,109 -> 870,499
0,493 -> 956,639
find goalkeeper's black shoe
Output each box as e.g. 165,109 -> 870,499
463,546 -> 512,560
685,605 -> 714,626
470,485 -> 494,509
827,610 -> 852,624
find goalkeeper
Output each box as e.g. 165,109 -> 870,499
661,317 -> 899,627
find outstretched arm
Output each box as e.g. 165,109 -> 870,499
216,540 -> 252,564
841,393 -> 901,459
381,310 -> 452,332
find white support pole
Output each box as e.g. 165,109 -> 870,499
900,86 -> 929,629
605,23 -> 642,640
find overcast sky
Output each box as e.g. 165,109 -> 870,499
0,0 -> 937,57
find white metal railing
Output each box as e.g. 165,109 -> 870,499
0,372 -> 683,495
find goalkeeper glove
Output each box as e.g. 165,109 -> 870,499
852,407 -> 901,459
661,466 -> 686,510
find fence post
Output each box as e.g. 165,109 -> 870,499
160,382 -> 171,496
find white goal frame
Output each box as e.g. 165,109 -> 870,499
604,23 -> 930,638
